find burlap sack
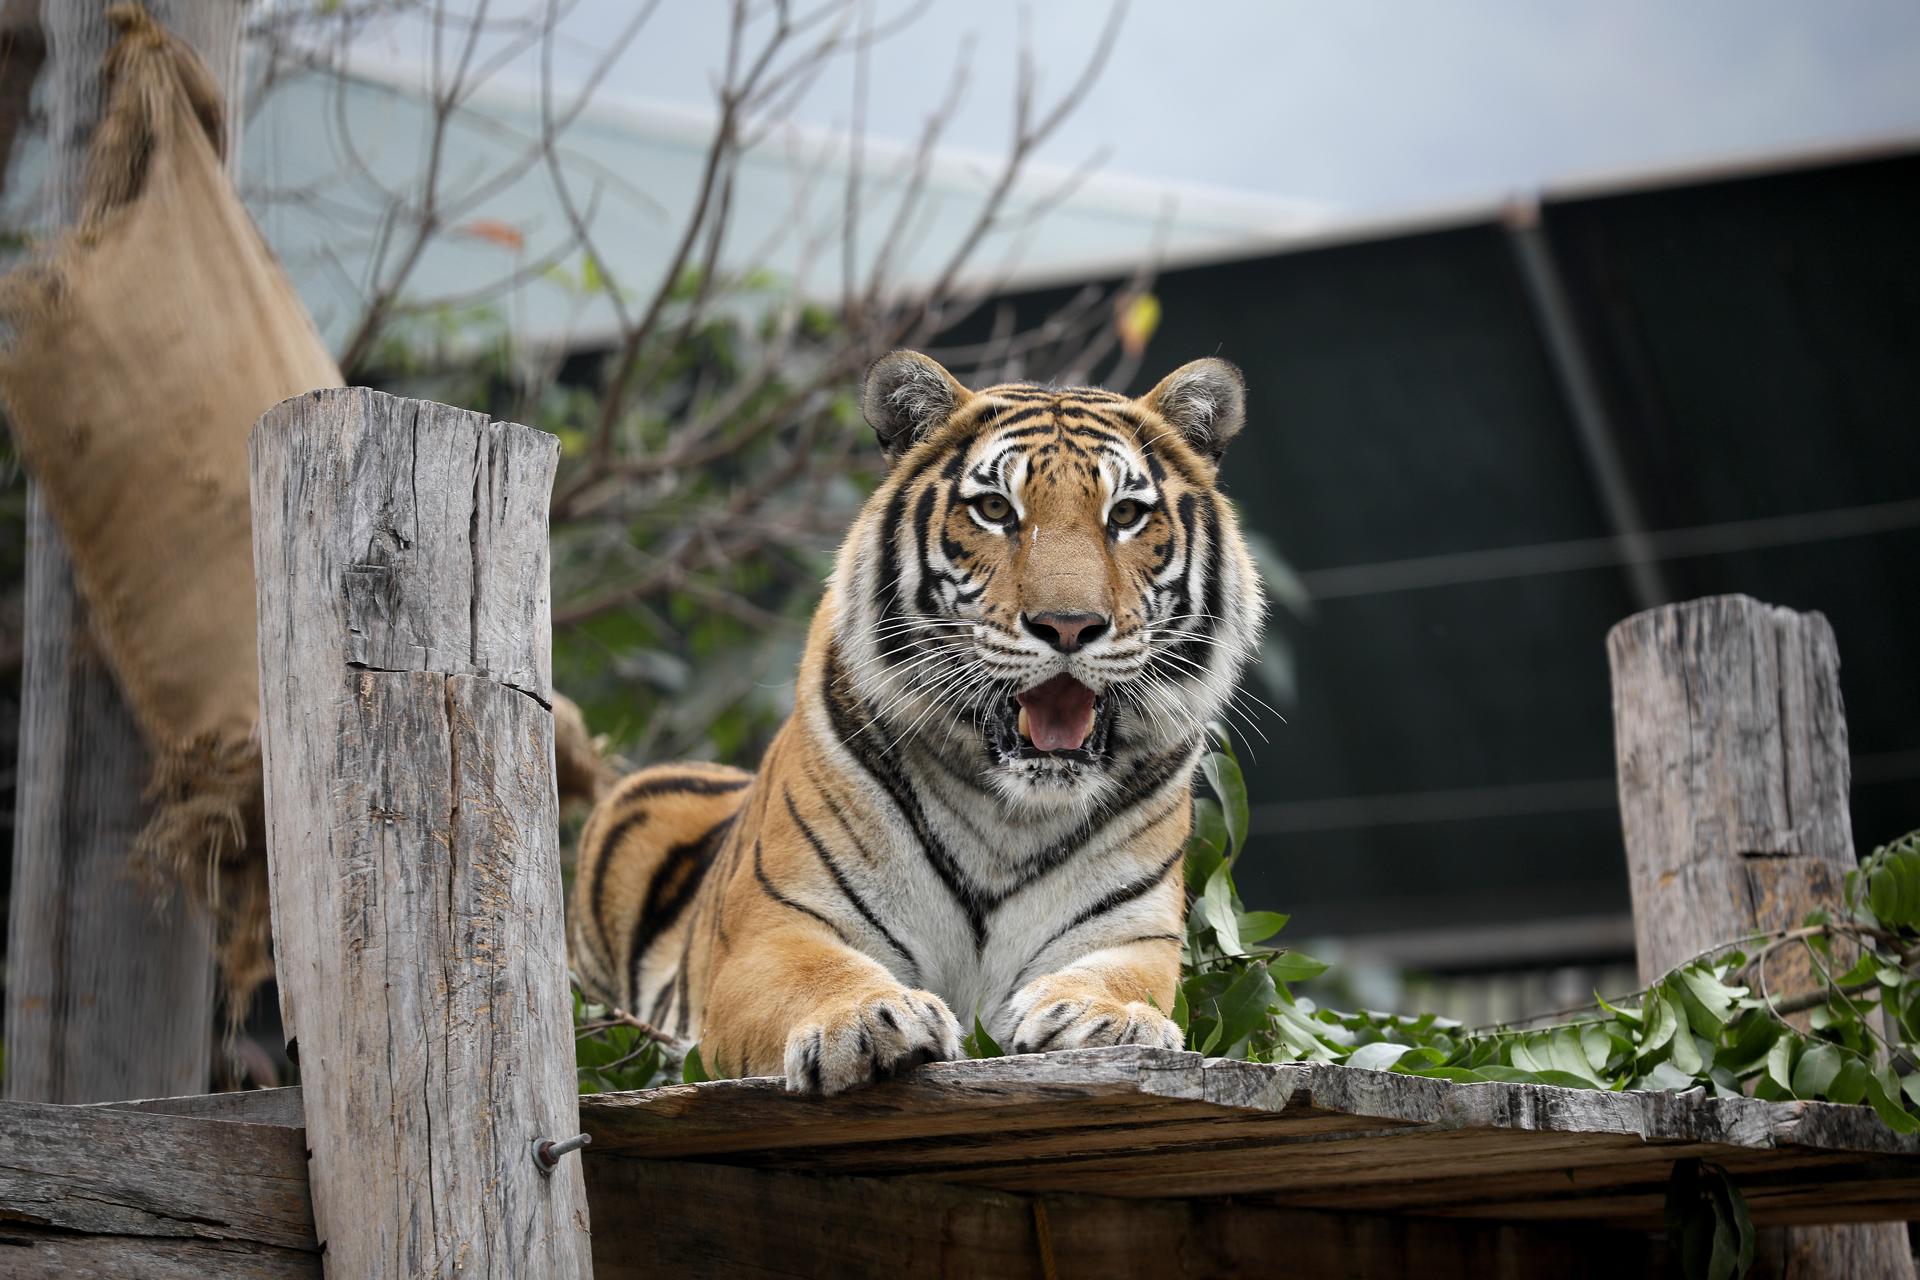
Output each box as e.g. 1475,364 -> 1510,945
0,7 -> 341,1005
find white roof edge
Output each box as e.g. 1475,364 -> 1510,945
326,52 -> 1339,235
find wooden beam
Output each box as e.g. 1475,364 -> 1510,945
1608,594 -> 1917,1277
585,1156 -> 1669,1280
250,388 -> 590,1277
574,1048 -> 1920,1227
0,1099 -> 319,1277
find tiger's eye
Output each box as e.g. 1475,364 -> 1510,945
1110,499 -> 1143,527
976,493 -> 1013,522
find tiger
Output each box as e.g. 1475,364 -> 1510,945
570,350 -> 1265,1093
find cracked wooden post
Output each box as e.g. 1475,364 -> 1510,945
1608,593 -> 1914,1280
250,388 -> 592,1278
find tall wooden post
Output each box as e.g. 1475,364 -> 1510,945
1608,594 -> 1915,1280
5,0 -> 246,1106
251,388 -> 591,1277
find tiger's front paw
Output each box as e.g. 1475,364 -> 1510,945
783,987 -> 963,1095
1008,982 -> 1184,1056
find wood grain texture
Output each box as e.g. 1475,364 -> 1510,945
1608,594 -> 1916,1275
571,1047 -> 1920,1228
100,1084 -> 306,1127
16,1046 -> 1914,1275
0,1231 -> 319,1280
587,1155 -> 1669,1280
3,0 -> 236,1110
250,388 -> 588,1278
0,1100 -> 315,1249
1609,594 -> 1856,975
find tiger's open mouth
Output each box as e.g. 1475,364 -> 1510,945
987,673 -> 1113,766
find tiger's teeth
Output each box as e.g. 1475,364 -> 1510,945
1080,706 -> 1097,742
1017,706 -> 1032,742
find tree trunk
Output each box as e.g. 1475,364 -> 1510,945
5,0 -> 247,1104
1609,594 -> 1916,1280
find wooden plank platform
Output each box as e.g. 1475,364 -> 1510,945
579,1046 -> 1920,1229
6,1047 -> 1915,1276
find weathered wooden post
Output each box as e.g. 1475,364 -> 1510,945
251,388 -> 592,1277
1609,593 -> 1915,1279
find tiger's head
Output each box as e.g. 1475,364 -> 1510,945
827,350 -> 1266,813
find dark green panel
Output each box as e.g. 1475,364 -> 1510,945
936,151 -> 1920,943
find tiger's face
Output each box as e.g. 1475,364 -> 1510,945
831,351 -> 1265,813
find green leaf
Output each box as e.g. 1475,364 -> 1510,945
1867,1065 -> 1920,1134
1171,983 -> 1191,1034
1790,1041 -> 1841,1099
1345,1041 -> 1412,1073
1827,1058 -> 1870,1106
1186,797 -> 1228,888
1200,749 -> 1250,861
1508,1035 -> 1546,1075
682,1044 -> 710,1084
1469,1064 -> 1600,1089
1265,950 -> 1330,982
1236,910 -> 1290,944
1199,865 -> 1248,956
1580,1023 -> 1615,1073
1868,861 -> 1900,924
1639,1060 -> 1700,1092
1695,1162 -> 1756,1280
1210,962 -> 1278,1055
1548,1026 -> 1605,1086
965,1014 -> 1004,1059
1197,1014 -> 1225,1056
1678,967 -> 1742,1029
1766,1034 -> 1795,1092
1642,994 -> 1680,1055
1671,1030 -> 1704,1079
581,252 -> 609,295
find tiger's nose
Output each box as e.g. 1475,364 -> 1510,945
1022,611 -> 1110,653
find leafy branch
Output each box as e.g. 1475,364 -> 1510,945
1174,731 -> 1920,1140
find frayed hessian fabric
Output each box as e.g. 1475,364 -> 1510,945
0,6 -> 340,1014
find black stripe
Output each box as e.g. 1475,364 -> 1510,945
583,808 -> 649,980
611,772 -> 752,801
984,404 -> 1060,430
822,644 -> 989,946
911,485 -> 942,617
625,812 -> 735,1009
784,789 -> 920,981
1008,845 -> 1185,997
872,446 -> 960,663
1003,746 -> 1196,890
753,838 -> 854,945
673,924 -> 696,1036
807,764 -> 882,867
1176,496 -> 1226,670
581,771 -> 748,973
647,971 -> 676,1023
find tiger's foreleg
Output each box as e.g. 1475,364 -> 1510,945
1006,936 -> 1186,1055
701,922 -> 963,1094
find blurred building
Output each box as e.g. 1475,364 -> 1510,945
940,142 -> 1920,1015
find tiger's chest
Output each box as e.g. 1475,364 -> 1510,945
827,770 -> 1182,1042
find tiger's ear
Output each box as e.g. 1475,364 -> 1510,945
862,350 -> 971,462
1139,358 -> 1246,459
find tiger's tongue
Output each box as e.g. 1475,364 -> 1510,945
1015,674 -> 1098,752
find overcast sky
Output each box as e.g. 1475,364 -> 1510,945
352,0 -> 1920,217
